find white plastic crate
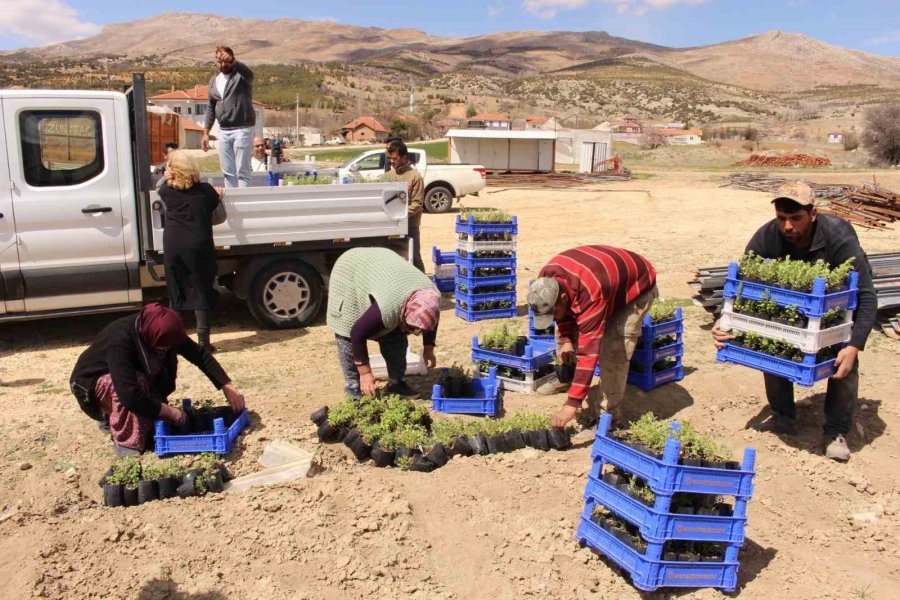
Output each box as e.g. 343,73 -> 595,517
495,370 -> 557,394
368,349 -> 428,378
719,299 -> 853,354
456,238 -> 517,254
434,263 -> 456,279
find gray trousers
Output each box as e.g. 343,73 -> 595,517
764,358 -> 858,437
335,329 -> 408,397
409,225 -> 425,272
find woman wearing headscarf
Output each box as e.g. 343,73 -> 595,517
70,303 -> 246,456
158,150 -> 224,352
327,248 -> 442,398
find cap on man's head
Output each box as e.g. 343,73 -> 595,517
773,181 -> 815,208
527,277 -> 560,330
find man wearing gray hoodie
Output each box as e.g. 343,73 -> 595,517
202,46 -> 255,188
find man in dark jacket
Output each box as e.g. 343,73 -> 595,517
712,182 -> 876,462
202,46 -> 255,188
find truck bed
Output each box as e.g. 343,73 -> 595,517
148,182 -> 409,251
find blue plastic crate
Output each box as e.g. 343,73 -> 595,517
455,273 -> 517,290
471,335 -> 555,372
633,335 -> 684,365
716,342 -> 837,386
455,214 -> 518,236
455,306 -> 519,322
576,502 -> 740,593
455,254 -> 517,271
593,358 -> 684,391
582,475 -> 748,544
432,246 -> 456,266
590,414 -> 756,497
641,307 -> 684,340
527,305 -> 556,342
432,367 -> 500,416
455,289 -> 516,306
433,275 -> 456,293
154,407 -> 250,457
722,263 -> 859,317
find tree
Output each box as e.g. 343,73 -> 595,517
862,103 -> 900,165
466,105 -> 477,119
389,117 -> 422,142
842,131 -> 860,152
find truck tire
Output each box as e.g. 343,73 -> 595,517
246,259 -> 323,329
424,186 -> 453,214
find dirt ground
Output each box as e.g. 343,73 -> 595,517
1,170 -> 899,600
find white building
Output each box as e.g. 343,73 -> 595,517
828,132 -> 844,144
148,84 -> 265,147
447,129 -> 555,171
653,128 -> 703,146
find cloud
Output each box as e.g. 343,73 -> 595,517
868,31 -> 900,45
0,0 -> 101,47
523,0 -> 710,18
488,2 -> 506,17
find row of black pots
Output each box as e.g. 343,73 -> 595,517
592,514 -> 647,554
615,438 -> 741,470
100,466 -> 231,507
170,406 -> 238,435
603,471 -> 736,517
482,336 -> 529,358
441,376 -> 475,399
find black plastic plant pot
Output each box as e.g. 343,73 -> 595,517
206,470 -> 225,494
616,483 -> 633,496
447,377 -> 464,398
675,506 -> 696,515
370,442 -> 395,468
317,422 -> 342,443
526,429 -> 551,451
504,429 -> 526,451
218,465 -> 233,482
395,446 -> 414,461
555,363 -> 575,384
310,406 -> 329,426
176,479 -> 198,499
701,555 -> 722,563
98,466 -> 115,488
409,454 -> 436,473
348,435 -> 373,463
334,426 -> 351,443
103,483 -> 124,507
701,459 -> 728,469
424,442 -> 449,468
681,457 -> 702,467
714,503 -> 734,517
663,551 -> 678,562
137,480 -> 159,504
602,472 -> 623,487
486,433 -> 509,454
514,337 -> 528,357
158,476 -> 180,499
449,436 -> 473,457
725,461 -> 741,470
123,486 -> 139,507
547,428 -> 572,451
343,428 -> 361,449
462,435 -> 484,456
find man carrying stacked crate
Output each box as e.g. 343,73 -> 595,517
528,245 -> 658,429
712,182 -> 877,462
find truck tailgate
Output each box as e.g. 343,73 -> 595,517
148,183 -> 409,250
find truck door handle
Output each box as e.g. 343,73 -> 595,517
82,206 -> 113,214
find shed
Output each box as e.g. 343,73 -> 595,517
552,125 -> 614,173
447,129 -> 556,172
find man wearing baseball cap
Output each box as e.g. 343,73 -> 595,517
528,246 -> 658,429
712,182 -> 876,462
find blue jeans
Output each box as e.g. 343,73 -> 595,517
218,126 -> 254,188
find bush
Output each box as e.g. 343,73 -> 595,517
842,131 -> 860,152
862,103 -> 900,165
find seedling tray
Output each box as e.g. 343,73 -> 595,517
455,273 -> 517,290
456,214 -> 518,236
576,503 -> 740,593
716,343 -> 837,386
455,254 -> 517,270
471,336 -> 555,372
433,275 -> 456,293
633,337 -> 684,365
583,476 -> 748,544
154,409 -> 250,457
590,414 -> 756,497
456,239 -> 518,254
495,369 -> 557,394
642,307 -> 684,340
593,359 -> 685,392
432,367 -> 501,416
455,306 -> 518,322
719,300 -> 853,354
722,263 -> 859,317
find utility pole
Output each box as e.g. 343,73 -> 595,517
295,93 -> 300,145
105,59 -> 111,90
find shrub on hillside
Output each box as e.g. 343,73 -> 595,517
842,131 -> 860,152
862,103 -> 900,165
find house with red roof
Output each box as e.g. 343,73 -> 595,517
148,84 -> 265,144
467,113 -> 511,130
338,116 -> 389,143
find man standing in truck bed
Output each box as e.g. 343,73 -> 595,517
202,46 -> 255,188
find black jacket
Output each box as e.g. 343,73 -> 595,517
205,61 -> 255,130
70,313 -> 230,420
746,213 -> 876,349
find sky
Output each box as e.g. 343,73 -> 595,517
2,0 -> 899,57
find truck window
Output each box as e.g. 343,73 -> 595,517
19,110 -> 104,187
357,153 -> 384,171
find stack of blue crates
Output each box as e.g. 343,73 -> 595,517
716,262 -> 859,386
432,247 -> 456,293
455,215 -> 518,322
527,305 -> 685,392
577,414 -> 756,593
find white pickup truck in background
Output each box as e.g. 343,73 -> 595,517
0,74 -> 411,329
336,148 -> 486,213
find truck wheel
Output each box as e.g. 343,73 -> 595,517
247,260 -> 323,329
425,186 -> 453,214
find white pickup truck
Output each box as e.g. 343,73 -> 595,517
0,74 -> 411,329
336,148 -> 486,213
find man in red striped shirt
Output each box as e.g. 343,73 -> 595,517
528,245 -> 658,428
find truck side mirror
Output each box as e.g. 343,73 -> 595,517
350,164 -> 361,172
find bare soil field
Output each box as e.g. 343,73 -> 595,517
1,170 -> 898,600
